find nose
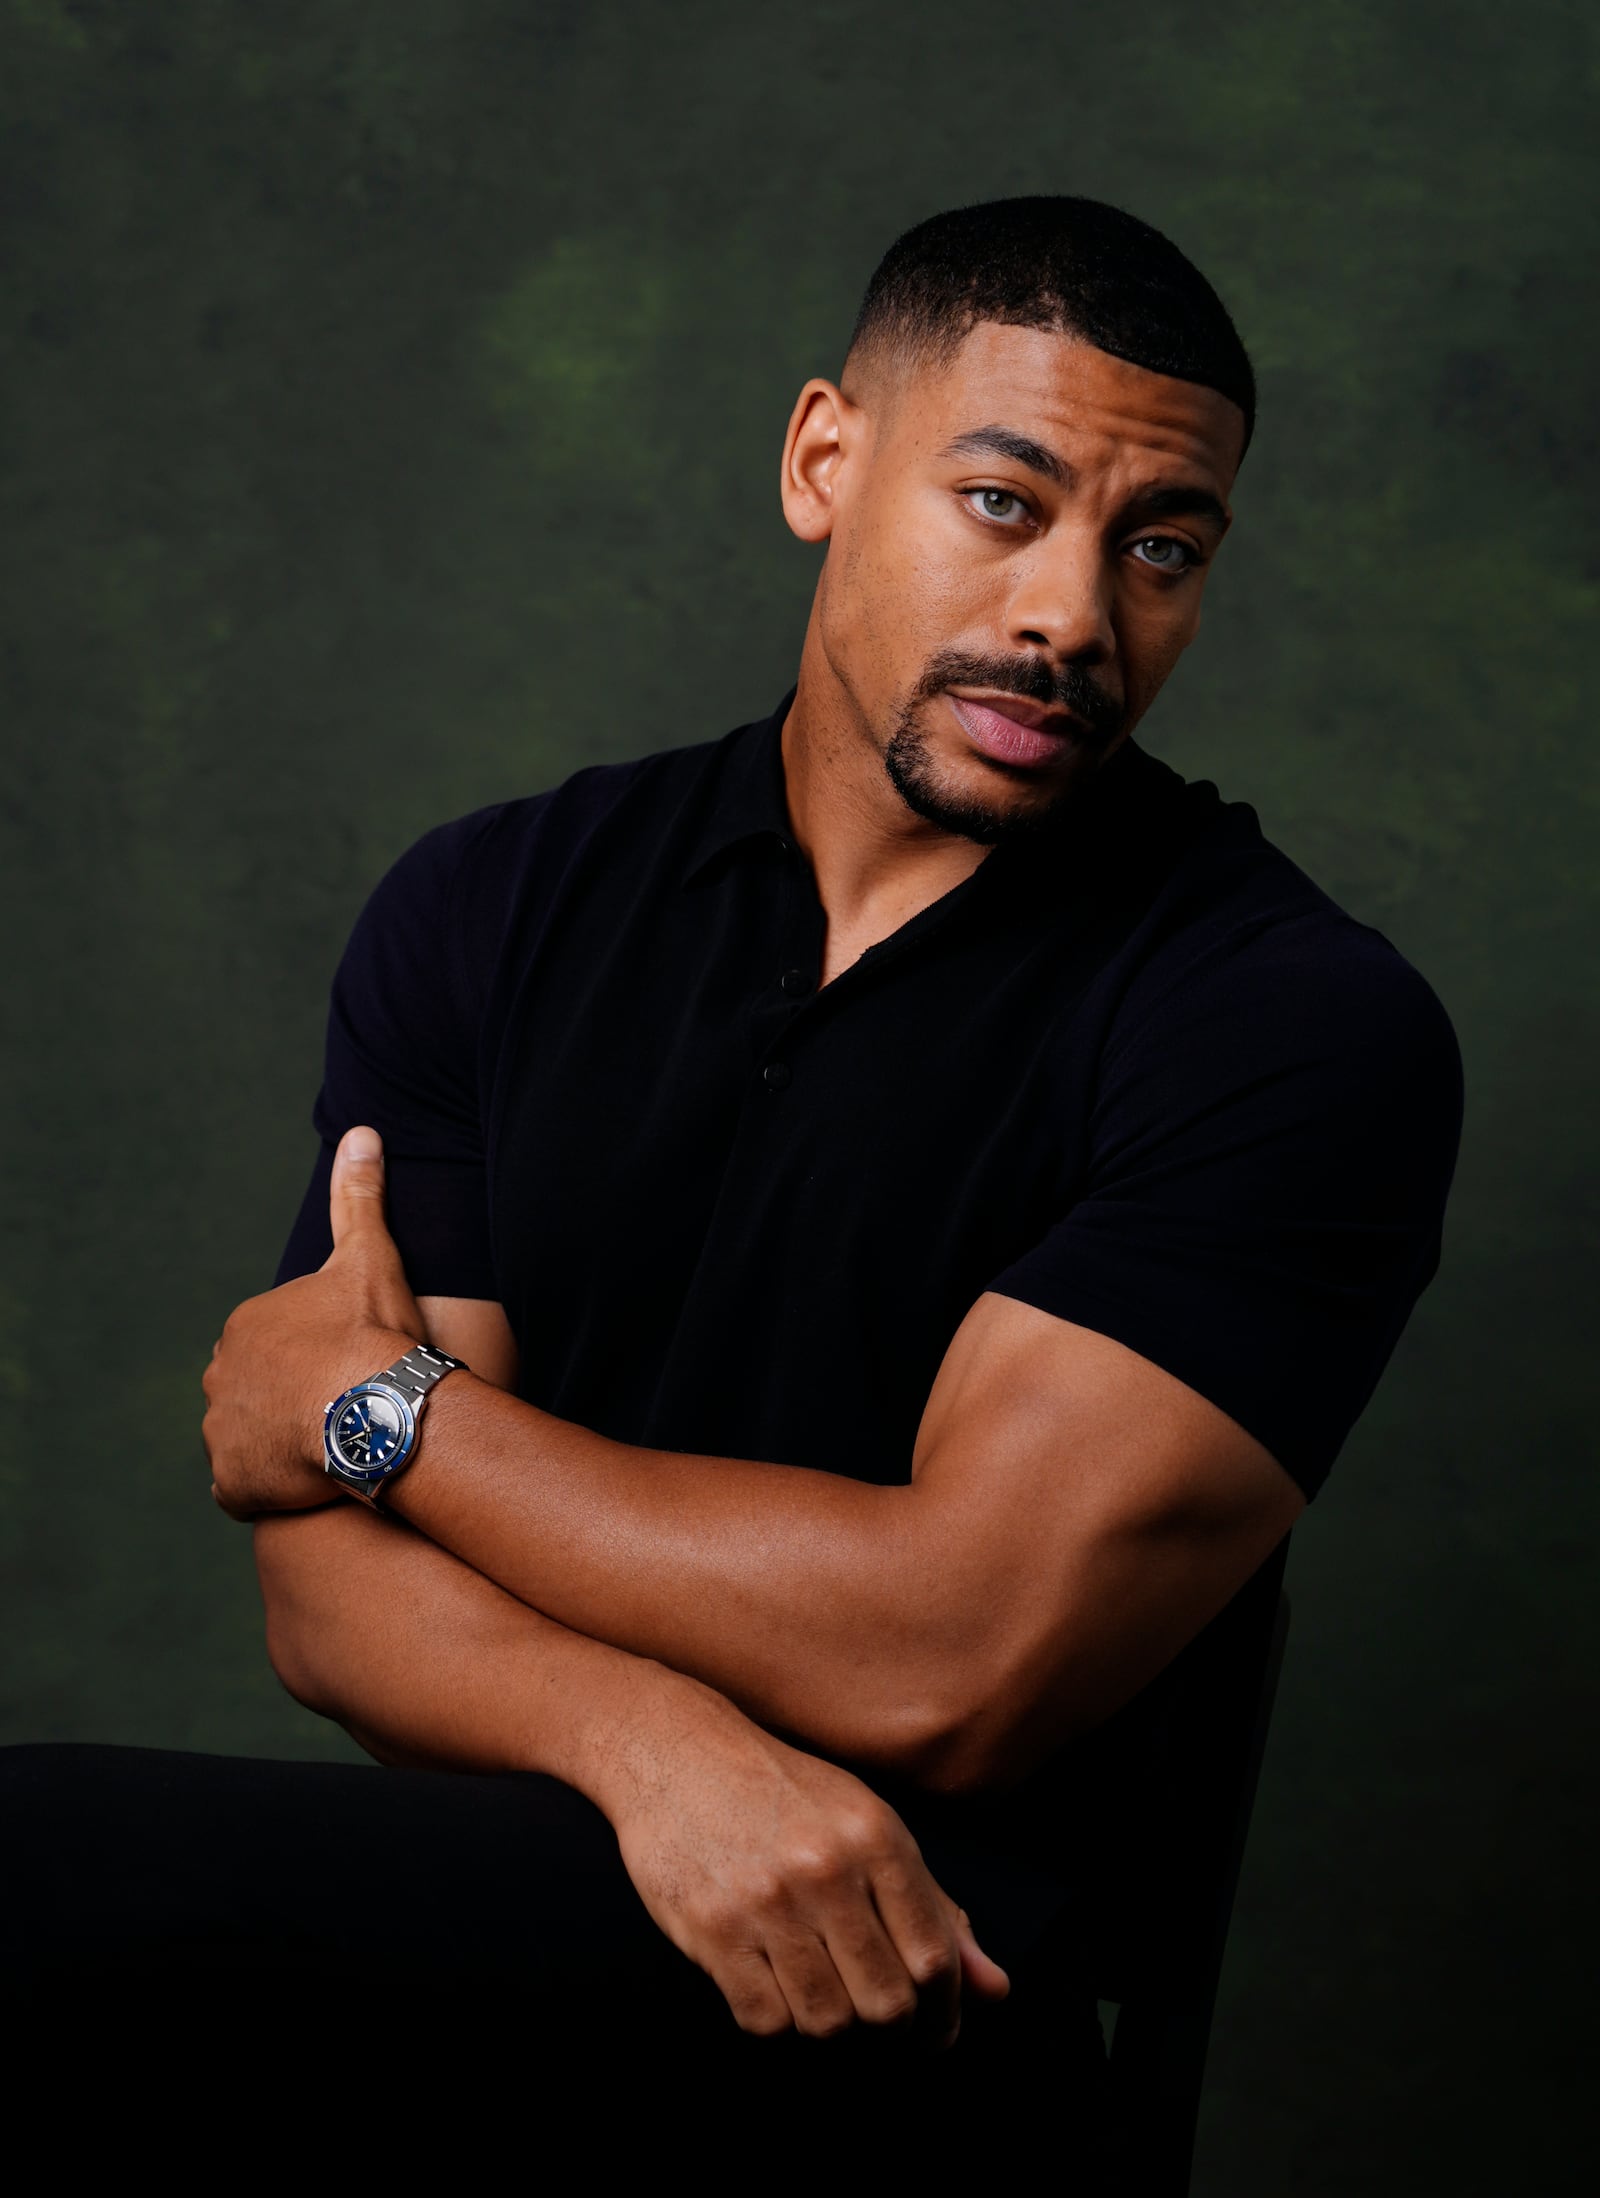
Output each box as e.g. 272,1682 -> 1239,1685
1004,537 -> 1116,666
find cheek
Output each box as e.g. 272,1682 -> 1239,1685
817,518 -> 898,670
1118,594 -> 1198,692
842,505 -> 988,647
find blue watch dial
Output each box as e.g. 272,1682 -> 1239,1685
326,1384 -> 415,1479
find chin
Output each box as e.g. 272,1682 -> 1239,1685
885,748 -> 1066,846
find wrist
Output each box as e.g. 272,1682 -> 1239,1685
560,1655 -> 731,1821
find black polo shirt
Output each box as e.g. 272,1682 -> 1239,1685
279,687 -> 1463,1519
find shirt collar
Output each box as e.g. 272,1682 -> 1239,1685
679,689 -> 799,888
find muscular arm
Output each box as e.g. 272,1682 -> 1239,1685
252,1296 -> 665,1783
251,1295 -> 1009,2044
388,1292 -> 1302,1792
256,1497 -> 666,1780
220,1131 -> 1301,1801
253,1295 -> 560,1774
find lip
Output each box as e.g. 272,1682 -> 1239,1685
947,692 -> 1083,770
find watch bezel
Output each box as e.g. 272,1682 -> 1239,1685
323,1379 -> 418,1489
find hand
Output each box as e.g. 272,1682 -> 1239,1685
596,1672 -> 1009,2049
203,1125 -> 424,1521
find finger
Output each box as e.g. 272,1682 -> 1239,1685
953,1905 -> 1011,2002
704,1945 -> 792,2040
817,1894 -> 920,2033
761,1924 -> 857,2041
328,1126 -> 390,1251
869,1861 -> 964,2049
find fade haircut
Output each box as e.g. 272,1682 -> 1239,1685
842,195 -> 1256,462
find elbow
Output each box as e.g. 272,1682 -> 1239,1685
888,1708 -> 1033,1801
253,1527 -> 327,1715
852,1676 -> 1027,1802
867,1652 -> 1101,1801
262,1604 -> 323,1714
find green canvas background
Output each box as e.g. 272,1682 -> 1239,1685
1,3 -> 1592,2186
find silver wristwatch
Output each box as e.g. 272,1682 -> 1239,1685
322,1341 -> 470,1505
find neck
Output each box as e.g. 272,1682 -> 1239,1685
779,624 -> 990,953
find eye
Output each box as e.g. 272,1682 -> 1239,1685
1130,535 -> 1200,575
963,486 -> 1032,525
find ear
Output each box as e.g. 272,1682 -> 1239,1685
779,377 -> 864,545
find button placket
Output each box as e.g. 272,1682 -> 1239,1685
741,838 -> 826,1096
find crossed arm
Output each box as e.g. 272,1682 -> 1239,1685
337,1284 -> 1302,1790
211,1125 -> 1302,2039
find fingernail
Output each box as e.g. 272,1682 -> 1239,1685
342,1126 -> 382,1162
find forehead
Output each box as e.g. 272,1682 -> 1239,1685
897,320 -> 1245,490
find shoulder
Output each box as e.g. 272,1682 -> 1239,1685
364,733 -> 721,939
1191,907 -> 1464,1152
1111,758 -> 1461,1078
1084,768 -> 1464,1182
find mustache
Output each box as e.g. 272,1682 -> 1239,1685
911,648 -> 1121,745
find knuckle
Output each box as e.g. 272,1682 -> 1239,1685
833,1802 -> 890,1854
788,1841 -> 849,1891
790,1963 -> 850,2028
869,1985 -> 918,2027
737,1867 -> 787,1916
682,1893 -> 733,1942
870,1849 -> 920,1896
698,1885 -> 775,1943
715,1953 -> 789,2038
733,1998 -> 789,2038
905,1937 -> 958,1986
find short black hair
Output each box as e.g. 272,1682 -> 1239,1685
844,195 -> 1256,462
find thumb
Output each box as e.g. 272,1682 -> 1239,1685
954,1909 -> 1010,2002
328,1125 -> 390,1250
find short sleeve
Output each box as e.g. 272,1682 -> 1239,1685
984,925 -> 1465,1503
274,807 -> 508,1298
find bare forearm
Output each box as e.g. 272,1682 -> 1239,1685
252,1501 -> 703,1800
247,1497 -> 1023,2046
385,1376 -> 974,1769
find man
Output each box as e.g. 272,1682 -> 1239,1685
8,197 -> 1462,2160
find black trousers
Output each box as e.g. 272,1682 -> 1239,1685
3,1743 -> 1112,2179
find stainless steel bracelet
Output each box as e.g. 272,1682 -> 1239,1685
377,1340 -> 469,1402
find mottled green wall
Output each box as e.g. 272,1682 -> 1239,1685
1,2 -> 1591,2187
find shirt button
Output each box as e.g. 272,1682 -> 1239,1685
763,1061 -> 792,1091
779,968 -> 813,996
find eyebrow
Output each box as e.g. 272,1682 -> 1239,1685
937,424 -> 1230,539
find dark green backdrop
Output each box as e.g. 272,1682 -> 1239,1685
2,3 -> 1592,2187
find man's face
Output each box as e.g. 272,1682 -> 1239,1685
800,321 -> 1245,845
